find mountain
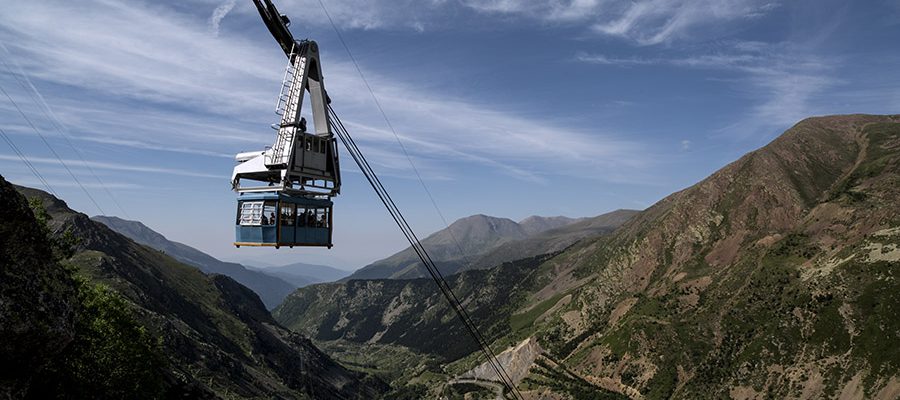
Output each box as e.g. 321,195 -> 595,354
470,209 -> 639,271
345,211 -> 635,280
274,114 -> 900,398
518,215 -> 583,235
92,216 -> 295,309
0,176 -> 78,398
9,180 -> 385,399
256,262 -> 351,287
346,214 -> 528,280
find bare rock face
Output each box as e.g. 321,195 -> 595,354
461,337 -> 544,384
0,176 -> 77,398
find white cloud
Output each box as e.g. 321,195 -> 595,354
0,154 -> 224,179
209,0 -> 238,37
0,0 -> 647,184
576,42 -> 836,138
462,0 -> 780,44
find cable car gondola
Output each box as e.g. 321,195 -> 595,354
231,0 -> 340,249
234,192 -> 333,248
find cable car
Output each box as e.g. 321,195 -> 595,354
235,192 -> 333,248
230,0 -> 340,249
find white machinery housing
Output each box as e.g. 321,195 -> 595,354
231,40 -> 341,197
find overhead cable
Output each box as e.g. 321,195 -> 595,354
0,41 -> 130,218
0,84 -> 106,216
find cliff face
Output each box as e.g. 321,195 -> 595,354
0,176 -> 77,398
11,184 -> 386,399
276,115 -> 900,398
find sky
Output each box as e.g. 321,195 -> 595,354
1,0 -> 899,269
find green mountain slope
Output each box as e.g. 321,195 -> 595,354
92,216 -> 296,309
275,114 -> 900,398
11,183 -> 386,399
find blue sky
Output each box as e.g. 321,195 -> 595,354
1,0 -> 898,269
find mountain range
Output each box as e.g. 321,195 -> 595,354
345,210 -> 638,280
274,114 -> 900,398
253,262 -> 351,288
92,216 -> 352,309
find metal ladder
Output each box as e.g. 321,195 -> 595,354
268,46 -> 305,167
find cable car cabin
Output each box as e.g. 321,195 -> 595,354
234,192 -> 333,248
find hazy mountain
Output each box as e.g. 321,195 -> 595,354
274,115 -> 900,398
92,216 -> 295,309
345,211 -> 634,281
470,209 -> 639,271
517,215 -> 584,235
9,181 -> 385,398
256,262 -> 351,287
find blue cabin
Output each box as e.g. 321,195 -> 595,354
234,192 -> 333,248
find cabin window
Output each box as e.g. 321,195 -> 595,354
262,201 -> 277,225
297,208 -> 307,227
313,208 -> 328,228
281,203 -> 295,226
238,201 -> 264,226
305,137 -> 312,151
295,207 -> 329,228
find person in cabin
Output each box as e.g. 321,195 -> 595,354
261,214 -> 268,225
269,212 -> 277,225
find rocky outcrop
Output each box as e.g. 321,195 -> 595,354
461,337 -> 544,384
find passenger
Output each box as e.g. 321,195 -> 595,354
269,212 -> 277,225
308,212 -> 316,227
319,214 -> 327,228
261,215 -> 268,225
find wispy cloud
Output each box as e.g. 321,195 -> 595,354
0,154 -> 224,179
462,0 -> 780,44
208,0 -> 238,37
576,42 -> 836,138
0,0 -> 648,184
